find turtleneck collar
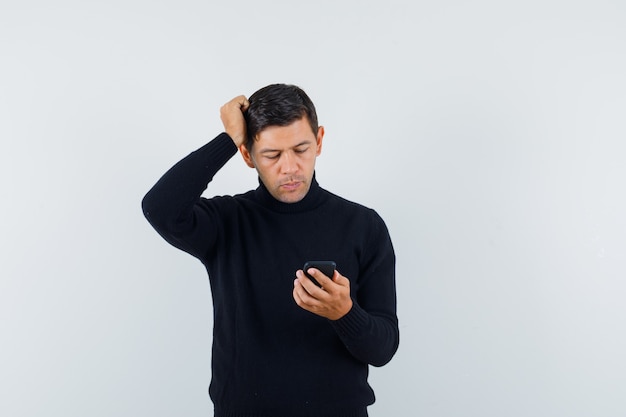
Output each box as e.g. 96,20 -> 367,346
254,173 -> 327,213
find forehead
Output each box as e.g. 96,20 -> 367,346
254,117 -> 316,150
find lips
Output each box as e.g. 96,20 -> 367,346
280,181 -> 302,191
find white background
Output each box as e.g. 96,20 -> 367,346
2,1 -> 625,416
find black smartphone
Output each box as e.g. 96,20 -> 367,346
303,261 -> 336,287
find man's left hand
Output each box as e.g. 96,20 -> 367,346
293,268 -> 353,320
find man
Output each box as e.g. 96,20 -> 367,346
142,84 -> 399,417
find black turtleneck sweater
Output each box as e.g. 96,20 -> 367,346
142,133 -> 399,417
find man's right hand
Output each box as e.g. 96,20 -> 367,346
220,95 -> 250,147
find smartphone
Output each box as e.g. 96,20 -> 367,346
303,261 -> 336,287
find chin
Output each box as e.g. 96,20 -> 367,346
272,187 -> 308,203
277,193 -> 306,204
272,182 -> 310,203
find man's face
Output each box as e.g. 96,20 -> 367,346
240,117 -> 324,204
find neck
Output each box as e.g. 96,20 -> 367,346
255,174 -> 325,213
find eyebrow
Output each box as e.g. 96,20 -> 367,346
258,140 -> 312,154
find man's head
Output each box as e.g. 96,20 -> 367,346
243,84 -> 319,151
239,84 -> 325,204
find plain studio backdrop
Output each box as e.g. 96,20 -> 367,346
1,1 -> 625,416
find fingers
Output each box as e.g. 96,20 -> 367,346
305,267 -> 335,289
220,95 -> 249,147
222,95 -> 249,111
293,275 -> 327,316
292,269 -> 352,320
293,276 -> 318,306
230,95 -> 250,111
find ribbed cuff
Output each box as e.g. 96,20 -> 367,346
193,132 -> 238,164
330,302 -> 370,340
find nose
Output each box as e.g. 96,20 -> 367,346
281,151 -> 298,174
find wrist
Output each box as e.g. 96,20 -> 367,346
226,131 -> 245,148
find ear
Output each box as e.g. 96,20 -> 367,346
239,144 -> 256,168
315,126 -> 325,156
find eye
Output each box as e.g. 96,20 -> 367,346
295,147 -> 309,154
265,153 -> 280,160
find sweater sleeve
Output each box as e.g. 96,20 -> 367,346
330,212 -> 399,367
141,133 -> 238,259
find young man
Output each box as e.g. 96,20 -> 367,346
142,84 -> 399,417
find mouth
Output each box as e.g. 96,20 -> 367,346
280,181 -> 302,191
